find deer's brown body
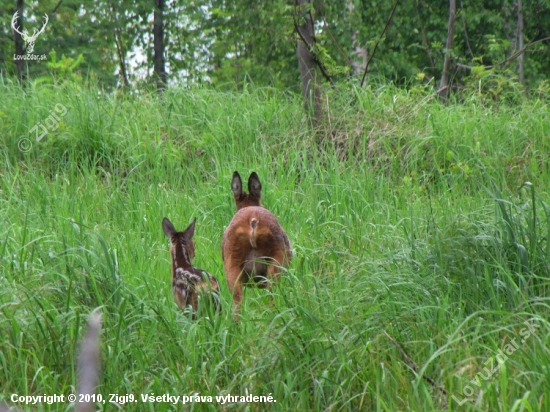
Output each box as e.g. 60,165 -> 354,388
163,218 -> 220,314
222,172 -> 291,320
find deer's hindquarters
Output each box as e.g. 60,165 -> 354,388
222,207 -> 291,312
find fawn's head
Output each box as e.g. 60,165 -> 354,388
231,171 -> 262,210
162,217 -> 196,264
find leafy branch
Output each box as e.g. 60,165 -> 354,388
456,36 -> 550,71
360,0 -> 400,87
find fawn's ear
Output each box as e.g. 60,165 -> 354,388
248,172 -> 262,200
182,218 -> 196,242
231,171 -> 243,199
162,218 -> 177,238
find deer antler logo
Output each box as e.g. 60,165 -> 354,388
11,11 -> 49,54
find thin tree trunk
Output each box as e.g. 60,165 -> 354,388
154,0 -> 166,91
360,0 -> 399,88
517,0 -> 524,85
14,0 -> 25,83
295,0 -> 321,125
347,0 -> 367,76
114,28 -> 130,88
112,4 -> 130,89
438,0 -> 456,102
415,0 -> 436,76
459,0 -> 474,59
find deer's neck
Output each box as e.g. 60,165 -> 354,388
171,243 -> 193,273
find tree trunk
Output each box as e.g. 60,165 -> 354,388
416,0 -> 436,76
14,0 -> 25,83
347,0 -> 367,76
517,0 -> 524,85
114,28 -> 130,88
112,4 -> 130,89
438,0 -> 456,102
295,0 -> 321,125
154,0 -> 166,91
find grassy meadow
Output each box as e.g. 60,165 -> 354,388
1,80 -> 549,411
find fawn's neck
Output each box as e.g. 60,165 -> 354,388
171,243 -> 193,273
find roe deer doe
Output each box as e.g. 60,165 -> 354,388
222,171 -> 292,320
162,217 -> 220,315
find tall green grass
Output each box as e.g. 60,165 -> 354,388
1,80 -> 549,411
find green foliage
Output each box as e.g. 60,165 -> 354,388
1,81 -> 550,410
484,183 -> 550,291
314,43 -> 350,77
45,50 -> 85,82
2,0 -> 549,92
462,67 -> 525,104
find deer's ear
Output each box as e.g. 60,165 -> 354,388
162,218 -> 177,238
231,171 -> 243,198
182,218 -> 196,242
248,172 -> 262,199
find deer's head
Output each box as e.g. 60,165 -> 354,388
231,171 -> 263,210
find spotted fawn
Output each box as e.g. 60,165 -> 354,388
162,217 -> 220,315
